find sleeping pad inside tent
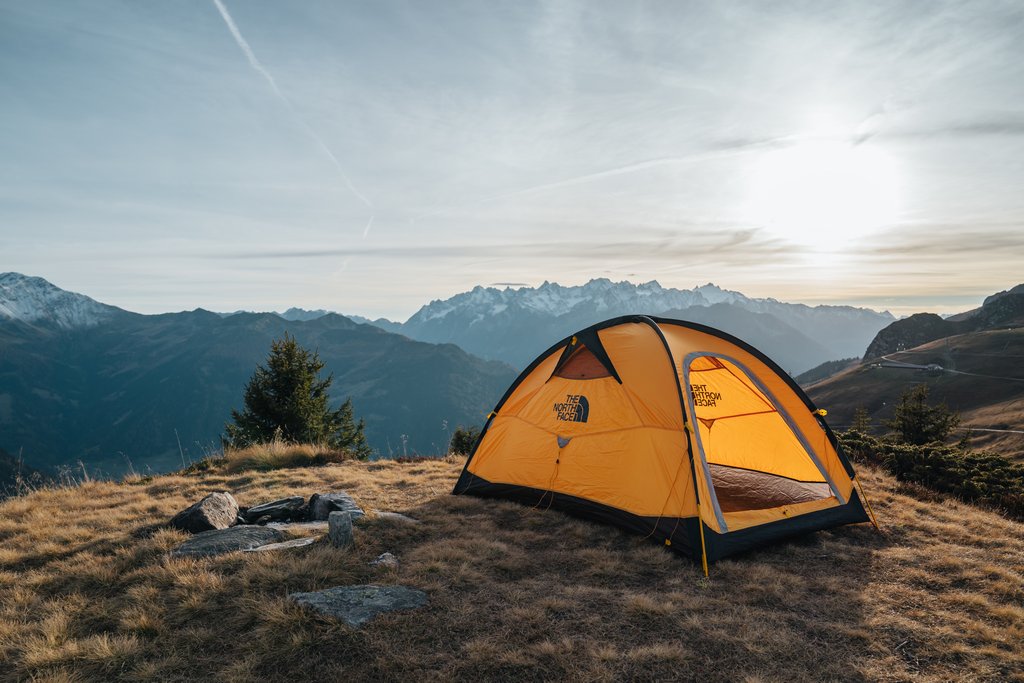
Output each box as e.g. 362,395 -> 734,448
452,315 -> 875,572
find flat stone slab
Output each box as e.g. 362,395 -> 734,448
363,511 -> 419,525
289,585 -> 427,627
266,521 -> 329,532
243,536 -> 320,552
171,525 -> 286,558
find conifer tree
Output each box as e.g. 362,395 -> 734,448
224,333 -> 372,458
886,384 -> 960,446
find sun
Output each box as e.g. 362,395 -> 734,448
743,138 -> 900,251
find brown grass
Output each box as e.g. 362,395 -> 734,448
1,458 -> 1022,682
217,438 -> 357,473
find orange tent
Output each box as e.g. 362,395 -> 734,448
453,316 -> 875,572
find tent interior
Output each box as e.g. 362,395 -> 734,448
688,355 -> 835,513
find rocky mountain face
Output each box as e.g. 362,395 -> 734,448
0,275 -> 515,476
864,284 -> 1024,360
375,279 -> 894,374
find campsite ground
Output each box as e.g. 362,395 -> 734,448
1,457 -> 1021,682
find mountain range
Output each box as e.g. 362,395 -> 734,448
356,279 -> 895,374
0,274 -> 515,476
0,273 -> 907,478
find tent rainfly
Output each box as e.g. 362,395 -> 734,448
453,315 -> 877,573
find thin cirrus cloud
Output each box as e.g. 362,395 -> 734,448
0,0 -> 1021,318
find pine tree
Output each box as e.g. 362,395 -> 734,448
885,384 -> 960,446
224,333 -> 372,458
850,406 -> 872,433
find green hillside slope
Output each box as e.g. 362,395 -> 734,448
0,312 -> 515,475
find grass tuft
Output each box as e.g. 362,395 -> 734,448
219,437 -> 358,473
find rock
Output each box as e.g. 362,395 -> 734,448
240,496 -> 305,523
266,520 -> 329,532
289,585 -> 427,627
171,525 -> 286,558
243,536 -> 320,552
370,552 -> 399,568
169,492 -> 239,534
362,511 -> 419,525
328,511 -> 354,548
309,492 -> 364,522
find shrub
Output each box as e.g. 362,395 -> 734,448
838,430 -> 1024,520
450,425 -> 481,456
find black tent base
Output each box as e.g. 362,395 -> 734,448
453,472 -> 871,565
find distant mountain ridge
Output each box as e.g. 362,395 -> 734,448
0,274 -> 515,475
864,284 -> 1024,359
377,278 -> 895,374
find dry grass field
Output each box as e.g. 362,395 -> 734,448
1,457 -> 1022,682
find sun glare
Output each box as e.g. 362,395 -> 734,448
744,139 -> 900,251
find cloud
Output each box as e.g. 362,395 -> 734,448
210,0 -> 374,216
199,228 -> 793,268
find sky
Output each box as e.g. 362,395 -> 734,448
1,0 -> 1022,320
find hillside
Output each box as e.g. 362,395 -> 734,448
864,283 -> 1024,359
808,328 -> 1024,458
0,458 -> 1021,681
0,294 -> 516,474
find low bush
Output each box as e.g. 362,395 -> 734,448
449,425 -> 481,456
220,438 -> 357,473
839,430 -> 1024,520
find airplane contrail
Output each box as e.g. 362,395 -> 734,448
211,0 -> 376,225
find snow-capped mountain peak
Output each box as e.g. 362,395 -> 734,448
407,278 -> 753,324
0,273 -> 120,328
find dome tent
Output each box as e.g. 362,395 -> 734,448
453,315 -> 876,573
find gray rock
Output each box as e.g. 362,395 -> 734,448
241,496 -> 305,523
309,492 -> 364,521
169,492 -> 239,534
289,585 -> 427,627
266,520 -> 329,532
328,511 -> 354,548
243,536 -> 320,552
370,552 -> 399,568
171,525 -> 286,558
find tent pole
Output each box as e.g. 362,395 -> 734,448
855,477 -> 880,530
697,507 -> 709,577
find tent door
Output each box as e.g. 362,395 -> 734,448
682,353 -> 843,532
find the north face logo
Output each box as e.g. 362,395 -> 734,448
553,394 -> 589,422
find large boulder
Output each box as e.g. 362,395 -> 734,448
309,492 -> 364,521
240,496 -> 305,524
169,492 -> 239,533
170,525 -> 286,558
289,585 -> 428,627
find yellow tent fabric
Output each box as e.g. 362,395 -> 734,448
453,315 -> 871,566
